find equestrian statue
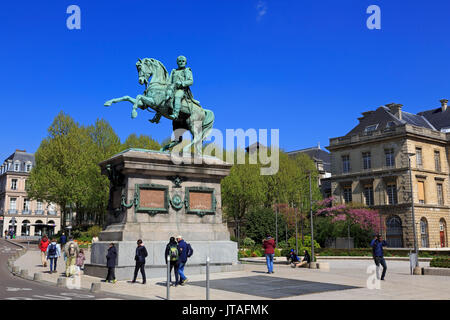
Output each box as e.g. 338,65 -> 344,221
104,56 -> 214,155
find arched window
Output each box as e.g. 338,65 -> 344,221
34,220 -> 44,236
386,215 -> 403,248
47,220 -> 56,237
420,218 -> 429,248
440,219 -> 447,248
21,220 -> 30,236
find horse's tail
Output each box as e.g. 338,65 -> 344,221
202,109 -> 215,139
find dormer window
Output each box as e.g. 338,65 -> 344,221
14,162 -> 20,172
364,124 -> 378,133
25,163 -> 32,172
386,121 -> 395,129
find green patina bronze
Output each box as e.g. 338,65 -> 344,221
104,56 -> 214,155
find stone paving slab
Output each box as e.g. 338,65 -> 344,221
10,245 -> 450,300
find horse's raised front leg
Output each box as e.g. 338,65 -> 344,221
104,95 -> 136,107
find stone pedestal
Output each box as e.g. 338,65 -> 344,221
84,149 -> 242,280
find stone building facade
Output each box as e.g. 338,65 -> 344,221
0,150 -> 61,238
327,101 -> 450,248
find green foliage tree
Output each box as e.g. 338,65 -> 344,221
122,133 -> 161,150
28,111 -> 88,228
243,207 -> 288,244
28,112 -> 158,231
221,150 -> 267,244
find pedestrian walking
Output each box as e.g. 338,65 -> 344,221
60,232 -> 67,250
38,235 -> 50,267
165,237 -> 180,286
4,230 -> 7,238
263,234 -> 276,274
176,235 -> 193,285
46,238 -> 61,274
105,243 -> 117,283
371,234 -> 388,280
132,239 -> 147,284
64,238 -> 79,277
76,248 -> 86,271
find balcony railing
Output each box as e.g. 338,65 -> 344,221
48,211 -> 57,215
8,209 -> 17,214
21,210 -> 31,215
35,210 -> 44,215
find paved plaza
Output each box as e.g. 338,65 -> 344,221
9,242 -> 450,300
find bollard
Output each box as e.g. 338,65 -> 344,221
166,255 -> 170,300
12,266 -> 19,274
20,269 -> 28,278
34,273 -> 43,281
90,282 -> 102,293
206,256 -> 210,300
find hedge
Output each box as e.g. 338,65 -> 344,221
430,257 -> 450,268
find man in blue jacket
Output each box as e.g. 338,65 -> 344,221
176,235 -> 190,285
370,234 -> 388,280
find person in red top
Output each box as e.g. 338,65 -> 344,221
263,234 -> 276,274
38,235 -> 50,267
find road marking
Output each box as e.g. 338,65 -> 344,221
60,292 -> 95,299
6,287 -> 33,292
96,298 -> 123,300
5,297 -> 34,300
32,294 -> 72,300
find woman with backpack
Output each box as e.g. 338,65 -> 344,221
46,238 -> 61,274
165,237 -> 180,286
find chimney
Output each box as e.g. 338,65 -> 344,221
386,103 -> 403,120
15,149 -> 26,153
440,99 -> 448,112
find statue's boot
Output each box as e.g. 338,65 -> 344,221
170,99 -> 181,120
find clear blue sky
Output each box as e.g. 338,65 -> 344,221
1,0 -> 450,161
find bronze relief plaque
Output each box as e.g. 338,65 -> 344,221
190,192 -> 213,211
140,189 -> 165,208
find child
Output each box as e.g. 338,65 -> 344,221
76,248 -> 86,271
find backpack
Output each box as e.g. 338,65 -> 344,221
169,244 -> 179,261
48,244 -> 57,256
186,243 -> 193,258
68,243 -> 76,257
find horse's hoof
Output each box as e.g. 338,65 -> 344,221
131,110 -> 138,119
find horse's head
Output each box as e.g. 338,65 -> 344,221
136,58 -> 152,86
136,58 -> 169,86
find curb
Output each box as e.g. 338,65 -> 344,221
3,243 -> 144,299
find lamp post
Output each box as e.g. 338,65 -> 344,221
309,171 -> 315,267
407,152 -> 419,267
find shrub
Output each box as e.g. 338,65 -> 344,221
252,249 -> 263,257
243,237 -> 255,247
274,248 -> 282,257
430,257 -> 450,268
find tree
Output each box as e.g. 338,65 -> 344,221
221,150 -> 267,244
28,112 -> 88,229
316,200 -> 381,247
243,207 -> 287,243
122,133 -> 161,150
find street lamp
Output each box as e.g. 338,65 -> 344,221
407,152 -> 419,267
309,171 -> 316,268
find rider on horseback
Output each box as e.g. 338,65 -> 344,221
168,55 -> 200,120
